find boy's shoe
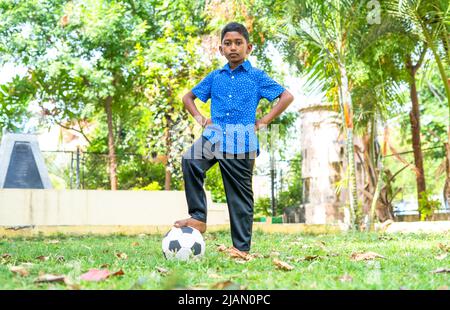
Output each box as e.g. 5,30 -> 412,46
173,217 -> 206,233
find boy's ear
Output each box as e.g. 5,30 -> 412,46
247,43 -> 253,54
219,45 -> 224,55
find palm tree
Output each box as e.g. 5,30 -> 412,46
281,0 -> 375,229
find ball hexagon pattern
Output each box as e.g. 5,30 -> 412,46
162,226 -> 205,260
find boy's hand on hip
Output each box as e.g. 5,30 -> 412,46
194,115 -> 212,128
255,119 -> 268,131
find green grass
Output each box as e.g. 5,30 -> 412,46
0,231 -> 449,289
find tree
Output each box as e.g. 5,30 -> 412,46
279,0 -> 375,229
386,0 -> 450,216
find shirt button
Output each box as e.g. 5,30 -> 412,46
224,131 -> 227,134
226,113 -> 230,116
231,76 -> 234,79
228,95 -> 232,98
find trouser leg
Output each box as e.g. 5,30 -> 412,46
218,154 -> 255,251
182,137 -> 217,223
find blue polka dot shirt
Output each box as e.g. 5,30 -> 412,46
192,60 -> 285,155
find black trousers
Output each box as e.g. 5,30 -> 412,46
182,136 -> 256,251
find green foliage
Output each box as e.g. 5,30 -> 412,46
80,154 -> 165,190
254,197 -> 271,217
134,181 -> 162,191
205,164 -> 226,203
0,77 -> 35,131
276,153 -> 302,213
418,190 -> 442,221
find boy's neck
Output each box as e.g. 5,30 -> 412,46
229,59 -> 246,70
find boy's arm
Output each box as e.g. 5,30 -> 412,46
256,89 -> 294,130
182,91 -> 212,128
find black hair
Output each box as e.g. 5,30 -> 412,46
221,22 -> 250,43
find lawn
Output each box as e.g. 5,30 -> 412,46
0,230 -> 448,290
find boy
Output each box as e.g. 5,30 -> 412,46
174,22 -> 294,256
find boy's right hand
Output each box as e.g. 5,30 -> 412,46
203,118 -> 212,128
194,115 -> 212,128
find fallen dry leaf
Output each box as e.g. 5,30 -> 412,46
251,252 -> 264,258
437,286 -> 448,290
436,253 -> 448,260
431,268 -> 450,274
34,274 -> 66,283
35,256 -> 49,261
273,258 -> 294,271
46,240 -> 60,244
80,269 -> 111,282
350,252 -> 385,261
270,251 -> 280,257
378,235 -> 393,241
9,266 -> 29,277
301,255 -> 319,261
208,273 -> 222,279
115,252 -> 128,260
131,242 -> 140,247
80,268 -> 123,282
286,256 -> 295,261
155,267 -> 169,275
100,264 -> 110,269
339,274 -> 353,282
111,269 -> 124,277
1,253 -> 11,259
438,243 -> 449,252
211,280 -> 241,290
216,244 -> 227,252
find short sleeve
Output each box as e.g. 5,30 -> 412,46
258,71 -> 285,101
192,71 -> 216,103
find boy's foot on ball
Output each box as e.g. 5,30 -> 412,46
174,218 -> 206,233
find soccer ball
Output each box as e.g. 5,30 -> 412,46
162,226 -> 205,261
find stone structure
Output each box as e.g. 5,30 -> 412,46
0,133 -> 52,189
299,103 -> 365,224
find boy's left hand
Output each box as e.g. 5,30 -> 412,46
255,119 -> 268,131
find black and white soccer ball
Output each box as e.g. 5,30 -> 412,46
162,226 -> 205,261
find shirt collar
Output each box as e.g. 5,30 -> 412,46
220,59 -> 252,73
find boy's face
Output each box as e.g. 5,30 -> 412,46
219,31 -> 252,68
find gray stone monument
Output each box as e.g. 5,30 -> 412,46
0,133 -> 52,189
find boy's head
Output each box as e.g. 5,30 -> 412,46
221,22 -> 249,43
219,22 -> 252,68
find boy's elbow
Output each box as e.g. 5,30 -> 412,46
284,90 -> 294,104
182,92 -> 194,106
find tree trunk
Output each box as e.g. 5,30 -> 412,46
444,141 -> 450,210
406,56 -> 426,214
105,95 -> 118,190
339,64 -> 358,230
445,78 -> 450,210
164,114 -> 172,190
